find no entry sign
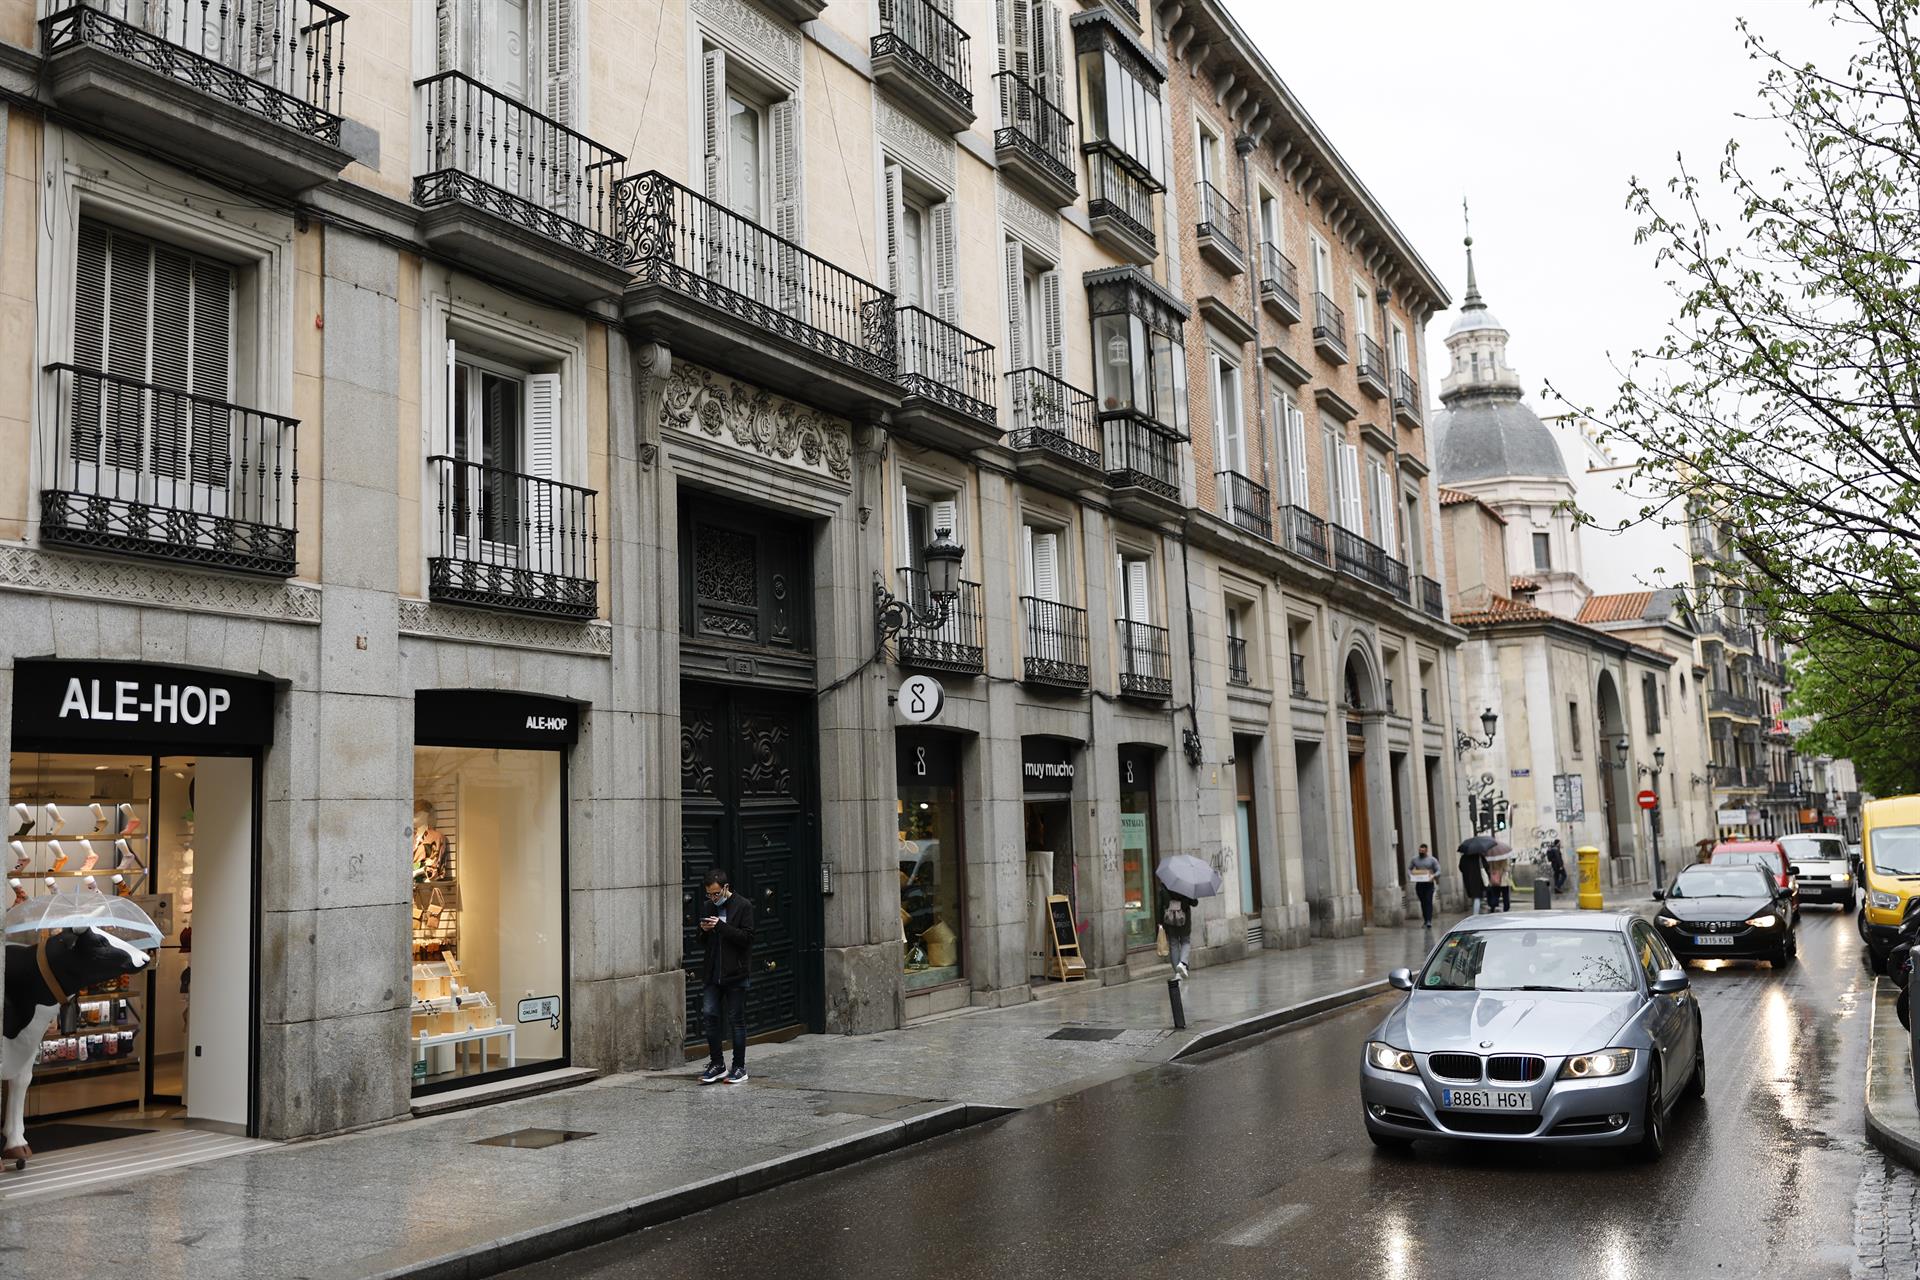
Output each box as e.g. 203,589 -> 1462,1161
1637,789 -> 1659,810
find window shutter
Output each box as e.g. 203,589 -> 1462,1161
525,372 -> 561,548
1039,269 -> 1063,381
103,228 -> 151,473
436,0 -> 464,72
1340,443 -> 1362,532
701,49 -> 728,204
930,198 -> 958,326
932,496 -> 958,543
770,97 -> 802,243
1010,0 -> 1032,83
1030,529 -> 1059,601
1044,2 -> 1067,108
1288,403 -> 1308,511
544,0 -> 575,126
72,221 -> 110,466
1322,429 -> 1338,523
1125,557 -> 1150,623
1003,242 -> 1027,371
189,257 -> 233,488
883,162 -> 905,299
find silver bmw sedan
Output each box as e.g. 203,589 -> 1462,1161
1359,911 -> 1704,1159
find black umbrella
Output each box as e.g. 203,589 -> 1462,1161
1458,835 -> 1498,857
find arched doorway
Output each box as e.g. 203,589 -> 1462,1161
1343,648 -> 1378,924
1595,671 -> 1625,865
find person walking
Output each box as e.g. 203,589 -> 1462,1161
1485,843 -> 1512,912
1161,891 -> 1197,981
698,868 -> 755,1085
1545,838 -> 1568,893
1408,844 -> 1441,929
1457,840 -> 1488,914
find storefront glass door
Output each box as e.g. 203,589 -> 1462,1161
1120,749 -> 1157,950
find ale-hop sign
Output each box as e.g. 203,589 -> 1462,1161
13,661 -> 276,746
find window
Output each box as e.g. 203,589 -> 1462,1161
1391,321 -> 1409,376
1118,554 -> 1152,622
1402,490 -> 1421,571
1283,392 -> 1308,509
1024,523 -> 1063,601
885,165 -> 956,321
1643,672 -> 1662,735
1364,455 -> 1395,549
437,0 -> 579,123
446,342 -> 561,551
902,488 -> 959,602
1226,603 -> 1250,684
1211,351 -> 1245,475
1196,120 -> 1221,187
1338,440 -> 1364,534
1259,192 -> 1280,248
1569,701 -> 1582,754
1000,0 -> 1068,104
1005,243 -> 1062,378
701,48 -> 801,242
1352,280 -> 1370,340
1532,531 -> 1552,572
1088,277 -> 1186,436
1077,36 -> 1164,181
1310,233 -> 1331,295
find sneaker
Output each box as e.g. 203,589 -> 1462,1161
699,1063 -> 726,1085
725,1067 -> 748,1085
1174,962 -> 1189,982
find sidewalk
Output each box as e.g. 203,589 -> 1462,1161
1865,977 -> 1920,1170
0,898 -> 1643,1280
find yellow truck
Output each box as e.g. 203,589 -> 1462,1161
1858,795 -> 1920,973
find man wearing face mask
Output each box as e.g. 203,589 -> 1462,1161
698,867 -> 755,1085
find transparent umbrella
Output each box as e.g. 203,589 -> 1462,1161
4,889 -> 162,949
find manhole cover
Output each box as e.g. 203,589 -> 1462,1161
1047,1027 -> 1124,1042
472,1128 -> 595,1149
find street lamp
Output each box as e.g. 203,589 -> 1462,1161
873,526 -> 966,644
1455,707 -> 1498,755
1637,746 -> 1667,778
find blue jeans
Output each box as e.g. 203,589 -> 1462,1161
702,982 -> 746,1070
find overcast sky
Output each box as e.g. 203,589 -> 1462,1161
1233,1 -> 1853,418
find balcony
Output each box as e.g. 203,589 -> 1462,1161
1022,597 -> 1089,689
1259,243 -> 1301,324
616,172 -> 901,420
993,72 -> 1078,207
1393,370 -> 1423,428
1007,367 -> 1102,488
1085,147 -> 1159,264
1194,180 -> 1245,274
1283,504 -> 1330,566
427,456 -> 597,619
1312,293 -> 1348,364
1420,575 -> 1445,620
1331,525 -> 1409,600
39,363 -> 298,576
1290,651 -> 1309,699
892,306 -> 999,451
1767,780 -> 1799,800
1227,635 -> 1250,686
1708,687 -> 1759,718
895,571 -> 985,675
1356,335 -> 1389,399
414,72 -> 628,304
871,0 -> 974,133
1103,416 -> 1183,521
42,0 -> 352,194
1116,619 -> 1172,700
1215,470 -> 1272,541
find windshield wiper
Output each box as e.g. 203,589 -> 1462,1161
1512,984 -> 1580,991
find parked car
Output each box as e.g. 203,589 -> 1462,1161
1709,841 -> 1798,919
1778,833 -> 1854,910
1654,863 -> 1798,965
1360,912 -> 1703,1159
1858,796 -> 1920,974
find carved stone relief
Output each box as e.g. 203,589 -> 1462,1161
661,362 -> 853,482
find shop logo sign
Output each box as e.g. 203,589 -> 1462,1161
526,715 -> 570,733
1023,761 -> 1074,782
58,678 -> 231,727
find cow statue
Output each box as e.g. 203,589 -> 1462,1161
2,928 -> 150,1169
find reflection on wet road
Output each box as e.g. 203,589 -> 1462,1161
510,910 -> 1873,1279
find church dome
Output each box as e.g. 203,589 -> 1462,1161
1432,398 -> 1569,484
1447,304 -> 1504,339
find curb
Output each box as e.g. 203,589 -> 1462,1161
1168,979 -> 1391,1063
354,1101 -> 1013,1280
1864,978 -> 1920,1172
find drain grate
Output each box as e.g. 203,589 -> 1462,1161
1047,1027 -> 1124,1042
472,1128 -> 596,1149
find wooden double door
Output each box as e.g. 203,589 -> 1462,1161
680,682 -> 822,1040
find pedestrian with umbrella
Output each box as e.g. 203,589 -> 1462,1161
1155,854 -> 1222,1029
1457,835 -> 1494,914
1483,839 -> 1515,912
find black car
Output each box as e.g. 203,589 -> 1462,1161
1654,864 -> 1798,965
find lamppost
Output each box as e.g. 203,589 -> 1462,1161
873,526 -> 966,645
1455,707 -> 1498,756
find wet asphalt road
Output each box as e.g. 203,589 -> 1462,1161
508,910 -> 1872,1279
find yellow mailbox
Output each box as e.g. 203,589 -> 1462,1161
1577,845 -> 1603,910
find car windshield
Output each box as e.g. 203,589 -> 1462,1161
1712,851 -> 1778,871
1780,835 -> 1844,860
1669,867 -> 1772,898
1870,825 -> 1920,877
1419,928 -> 1638,993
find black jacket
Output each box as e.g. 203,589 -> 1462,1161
1457,848 -> 1487,894
702,893 -> 755,987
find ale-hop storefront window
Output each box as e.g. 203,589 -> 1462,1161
410,691 -> 576,1093
896,732 -> 963,990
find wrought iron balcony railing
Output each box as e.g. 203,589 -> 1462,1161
1216,469 -> 1272,540
994,71 -> 1076,194
1103,416 -> 1180,501
1420,574 -> 1445,619
1357,334 -> 1388,392
1382,553 -> 1411,603
44,0 -> 348,143
40,363 -> 299,576
897,306 -> 996,425
1259,242 -> 1300,315
1023,596 -> 1089,688
1117,619 -> 1172,699
416,71 -> 625,262
1708,687 -> 1759,718
1007,367 -> 1100,469
1284,504 -> 1329,566
874,0 -> 972,113
896,570 -> 985,674
616,171 -> 897,381
1332,524 -> 1399,593
1394,369 -> 1423,425
1085,147 -> 1158,252
1195,180 -> 1243,259
1290,651 -> 1309,698
1227,634 -> 1249,686
428,455 -> 597,619
1312,291 -> 1347,357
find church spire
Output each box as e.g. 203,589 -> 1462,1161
1461,197 -> 1484,311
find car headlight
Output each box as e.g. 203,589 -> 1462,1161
1872,890 -> 1901,910
1745,913 -> 1779,928
1656,914 -> 1679,929
1366,1041 -> 1417,1074
1558,1048 -> 1636,1080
